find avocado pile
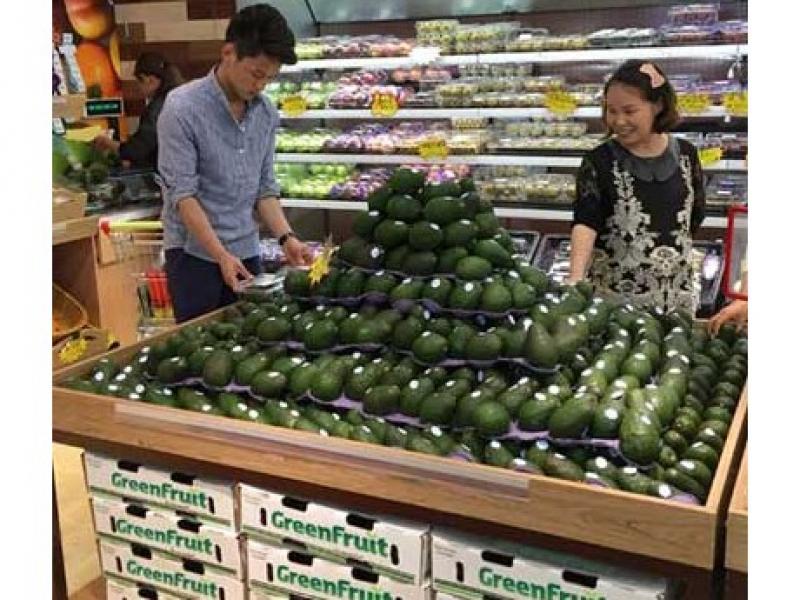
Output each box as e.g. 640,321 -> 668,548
64,283 -> 747,505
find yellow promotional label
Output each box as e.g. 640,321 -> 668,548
677,93 -> 711,115
698,147 -> 723,167
371,93 -> 399,117
418,138 -> 449,160
309,237 -> 335,285
282,95 -> 308,117
723,91 -> 748,117
544,90 -> 577,117
59,338 -> 88,364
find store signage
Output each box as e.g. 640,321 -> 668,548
84,98 -> 124,118
723,91 -> 747,117
677,93 -> 711,115
698,147 -> 723,167
309,237 -> 335,285
371,93 -> 399,117
543,90 -> 577,117
418,138 -> 449,160
282,94 -> 308,117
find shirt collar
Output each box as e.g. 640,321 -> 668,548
205,65 -> 267,115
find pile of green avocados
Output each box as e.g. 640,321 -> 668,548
62,173 -> 747,505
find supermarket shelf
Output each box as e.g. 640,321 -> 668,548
281,44 -> 748,72
280,106 -> 740,120
275,153 -> 747,172
281,198 -> 730,227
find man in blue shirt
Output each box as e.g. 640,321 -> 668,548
158,3 -> 312,322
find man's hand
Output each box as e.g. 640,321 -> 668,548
283,236 -> 314,266
707,300 -> 748,335
218,251 -> 254,292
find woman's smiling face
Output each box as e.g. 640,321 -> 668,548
604,82 -> 662,148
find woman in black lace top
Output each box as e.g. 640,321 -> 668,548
568,60 -> 706,314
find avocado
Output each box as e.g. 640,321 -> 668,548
455,256 -> 492,281
371,219 -> 410,250
475,213 -> 500,239
367,186 -> 393,213
409,221 -> 444,251
406,433 -> 441,455
517,265 -> 548,292
310,370 -> 344,403
388,167 -> 425,195
703,406 -> 732,424
547,394 -> 595,439
202,350 -> 234,388
480,282 -> 513,313
619,410 -> 661,465
379,357 -> 417,387
498,326 -> 527,358
496,383 -> 532,418
235,353 -> 271,386
525,439 -> 553,468
696,427 -> 726,453
392,316 -> 425,351
363,385 -> 401,416
335,269 -> 366,298
384,245 -> 411,271
337,236 -> 371,265
402,251 -> 438,276
283,269 -> 311,297
474,239 -> 514,269
616,467 -> 655,495
584,456 -> 620,482
390,278 -> 424,302
424,196 -> 466,226
464,332 -> 503,362
255,316 -> 290,343
427,317 -> 452,337
345,364 -> 382,401
437,247 -> 469,272
303,320 -> 339,351
422,426 -> 456,454
483,441 -> 516,468
421,277 -> 453,307
156,356 -> 188,384
241,308 -> 267,336
286,362 -> 318,397
517,393 -> 560,432
552,315 -> 590,363
412,331 -> 449,364
543,454 -> 585,482
524,322 -> 559,369
511,282 -> 538,310
353,210 -> 383,240
177,388 -> 210,411
621,352 -> 654,385
419,391 -> 457,425
399,378 -> 436,417
589,403 -> 624,439
421,180 -> 462,201
443,220 -> 478,248
446,280 -> 481,310
250,370 -> 288,398
684,441 -> 720,470
386,194 -> 423,223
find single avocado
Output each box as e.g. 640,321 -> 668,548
234,353 -> 271,386
543,454 -> 585,482
310,370 -> 344,402
251,370 -> 288,398
156,356 -> 189,384
455,256 -> 493,281
283,269 -> 311,297
547,393 -> 596,439
388,167 -> 426,195
437,246 -> 469,273
421,277 -> 453,307
447,323 -> 477,358
511,282 -> 538,310
408,221 -> 444,251
353,210 -> 383,240
303,320 -> 339,351
421,180 -> 462,202
475,213 -> 500,238
256,316 -> 291,343
399,377 -> 436,417
524,322 -> 559,369
443,220 -> 478,248
480,282 -> 513,313
202,350 -> 234,388
424,196 -> 466,226
464,332 -> 503,362
474,239 -> 514,269
412,331 -> 449,364
335,269 -> 367,298
384,245 -> 411,271
363,384 -> 401,416
517,393 -> 560,432
402,251 -> 438,276
418,391 -> 457,425
374,219 -> 410,249
390,278 -> 424,301
392,316 -> 425,350
619,409 -> 661,465
367,186 -> 393,213
386,194 -> 423,223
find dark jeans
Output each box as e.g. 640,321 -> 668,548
165,249 -> 262,323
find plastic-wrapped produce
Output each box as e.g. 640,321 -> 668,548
660,25 -> 719,44
667,3 -> 720,27
719,20 -> 748,43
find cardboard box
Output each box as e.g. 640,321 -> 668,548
432,529 -> 670,600
84,452 -> 236,528
92,493 -> 244,576
98,536 -> 245,600
239,483 -> 429,585
106,573 -> 185,600
247,539 -> 430,600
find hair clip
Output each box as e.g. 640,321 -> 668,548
640,63 -> 666,88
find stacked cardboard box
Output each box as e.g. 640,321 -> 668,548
84,452 -> 245,599
239,483 -> 431,600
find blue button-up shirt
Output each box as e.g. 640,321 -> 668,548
157,68 -> 281,261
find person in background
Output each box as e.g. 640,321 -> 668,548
93,52 -> 183,170
157,3 -> 313,323
566,59 -> 706,314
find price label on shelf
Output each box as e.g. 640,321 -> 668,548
723,91 -> 748,117
418,138 -> 449,160
371,93 -> 399,117
698,147 -> 723,167
544,90 -> 577,117
677,93 -> 711,115
282,94 -> 308,117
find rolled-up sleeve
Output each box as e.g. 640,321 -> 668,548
257,104 -> 281,201
157,97 -> 198,209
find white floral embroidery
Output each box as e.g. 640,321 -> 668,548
589,158 -> 698,313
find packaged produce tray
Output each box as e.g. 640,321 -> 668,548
54,304 -> 748,571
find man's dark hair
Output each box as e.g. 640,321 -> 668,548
603,59 -> 681,133
225,3 -> 298,65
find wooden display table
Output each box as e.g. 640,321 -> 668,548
725,446 -> 748,599
52,312 -> 749,598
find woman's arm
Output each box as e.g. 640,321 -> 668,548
567,154 -> 608,283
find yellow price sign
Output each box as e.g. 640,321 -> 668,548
544,90 -> 577,117
282,94 -> 308,117
418,138 -> 449,160
723,91 -> 748,117
677,93 -> 711,115
698,147 -> 723,167
309,236 -> 336,285
371,93 -> 400,117
59,338 -> 88,365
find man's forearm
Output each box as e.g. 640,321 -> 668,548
569,224 -> 597,282
256,196 -> 293,238
177,196 -> 228,261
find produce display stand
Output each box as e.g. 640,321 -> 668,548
53,308 -> 748,598
725,446 -> 748,600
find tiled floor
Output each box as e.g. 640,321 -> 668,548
53,443 -> 102,597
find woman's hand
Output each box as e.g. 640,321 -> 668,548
92,135 -> 120,154
707,300 -> 748,335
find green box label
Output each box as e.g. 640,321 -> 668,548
116,518 -> 214,556
270,510 -> 390,558
479,567 -> 606,600
277,565 -> 393,600
111,472 -> 210,510
126,559 -> 219,598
